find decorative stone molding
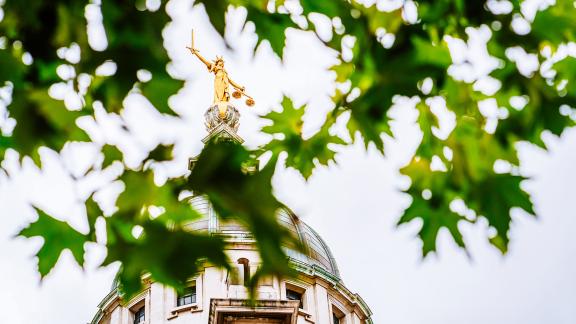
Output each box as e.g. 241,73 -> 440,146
208,299 -> 299,324
287,257 -> 373,323
204,103 -> 240,133
201,122 -> 244,144
166,303 -> 201,320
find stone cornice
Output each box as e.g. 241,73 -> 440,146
287,257 -> 374,323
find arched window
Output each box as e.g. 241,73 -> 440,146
237,258 -> 250,286
133,306 -> 145,324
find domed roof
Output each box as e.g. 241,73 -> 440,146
187,195 -> 340,278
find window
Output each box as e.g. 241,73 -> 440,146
177,286 -> 197,306
333,312 -> 342,324
286,289 -> 303,309
230,258 -> 250,286
332,306 -> 345,324
238,258 -> 250,286
133,306 -> 145,324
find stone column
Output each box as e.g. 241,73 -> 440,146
313,285 -> 331,324
201,267 -> 227,323
148,282 -> 165,323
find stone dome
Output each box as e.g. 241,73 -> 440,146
187,195 -> 341,278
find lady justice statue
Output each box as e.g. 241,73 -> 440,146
186,30 -> 255,120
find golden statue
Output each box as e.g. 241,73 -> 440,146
187,30 -> 254,118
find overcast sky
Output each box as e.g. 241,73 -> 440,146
1,1 -> 575,323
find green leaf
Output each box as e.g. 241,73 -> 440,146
399,156 -> 467,256
8,89 -> 89,163
147,143 -> 175,162
0,49 -> 27,85
89,1 -> 174,113
0,136 -> 14,161
138,72 -> 183,116
261,97 -> 344,179
104,218 -> 229,298
246,6 -> 295,59
4,0 -> 576,275
398,194 -> 467,257
194,0 -> 228,37
553,57 -> 576,97
115,170 -> 201,224
85,196 -> 104,241
18,208 -> 88,278
345,85 -> 394,153
532,3 -> 576,46
362,5 -> 403,34
467,174 -> 534,253
299,0 -> 344,18
411,37 -> 452,68
261,96 -> 304,136
187,141 -> 300,291
101,144 -> 123,169
415,101 -> 442,160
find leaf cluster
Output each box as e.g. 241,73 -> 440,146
2,0 -> 575,300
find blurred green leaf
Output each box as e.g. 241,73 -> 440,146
261,97 -> 345,179
467,174 -> 534,253
399,193 -> 467,256
195,0 -> 228,38
245,6 -> 296,59
262,97 -> 304,135
7,89 -> 89,163
0,49 -> 27,84
411,37 -> 452,68
187,141 -> 299,289
18,208 -> 88,278
532,2 -> 576,46
138,72 -> 183,116
147,143 -> 175,163
104,218 -> 230,297
415,101 -> 441,160
2,0 -> 575,295
101,144 -> 123,169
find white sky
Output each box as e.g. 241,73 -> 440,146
1,0 -> 576,323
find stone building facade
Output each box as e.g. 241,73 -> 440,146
90,104 -> 373,324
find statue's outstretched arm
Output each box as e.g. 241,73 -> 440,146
229,77 -> 244,91
187,47 -> 212,70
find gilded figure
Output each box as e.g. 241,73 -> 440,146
187,30 -> 254,118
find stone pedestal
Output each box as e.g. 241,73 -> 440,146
189,103 -> 244,170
